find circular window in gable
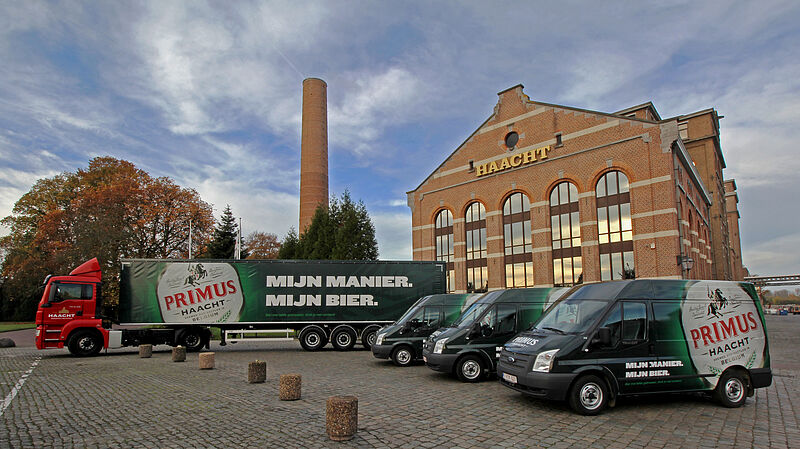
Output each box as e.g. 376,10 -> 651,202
505,132 -> 519,150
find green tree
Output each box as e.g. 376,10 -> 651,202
279,190 -> 378,260
331,191 -> 378,260
203,205 -> 246,259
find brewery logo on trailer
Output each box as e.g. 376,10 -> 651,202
157,263 -> 244,324
681,281 -> 765,386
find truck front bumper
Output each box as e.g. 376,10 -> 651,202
497,362 -> 576,401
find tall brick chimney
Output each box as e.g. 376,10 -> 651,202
299,78 -> 329,233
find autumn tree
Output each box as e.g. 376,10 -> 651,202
0,157 -> 214,320
244,231 -> 281,259
279,191 -> 378,260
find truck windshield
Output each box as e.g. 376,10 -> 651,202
531,298 -> 610,334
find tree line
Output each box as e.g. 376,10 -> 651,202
0,157 -> 378,320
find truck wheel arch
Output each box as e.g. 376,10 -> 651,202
176,326 -> 208,352
66,328 -> 104,357
330,325 -> 358,351
299,325 -> 329,351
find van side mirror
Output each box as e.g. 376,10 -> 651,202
595,327 -> 612,346
469,324 -> 481,338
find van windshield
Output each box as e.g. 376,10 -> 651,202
531,298 -> 610,334
451,303 -> 491,328
396,306 -> 422,325
451,290 -> 503,328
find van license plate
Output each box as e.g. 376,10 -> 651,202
502,373 -> 517,384
423,356 -> 427,363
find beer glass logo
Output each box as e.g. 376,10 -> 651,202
681,282 -> 765,387
157,263 -> 244,324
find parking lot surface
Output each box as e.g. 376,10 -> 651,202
1,315 -> 798,448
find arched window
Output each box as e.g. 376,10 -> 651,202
550,182 -> 582,286
465,202 -> 487,293
503,192 -> 533,288
596,171 -> 634,280
434,209 -> 454,292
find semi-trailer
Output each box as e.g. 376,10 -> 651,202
35,258 -> 445,356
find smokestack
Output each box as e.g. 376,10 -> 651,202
299,78 -> 329,233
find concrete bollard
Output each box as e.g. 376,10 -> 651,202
199,352 -> 215,369
139,344 -> 152,358
172,345 -> 186,362
279,374 -> 301,401
326,396 -> 358,441
248,360 -> 267,383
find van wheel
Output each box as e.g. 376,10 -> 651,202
715,370 -> 748,408
68,330 -> 102,357
456,355 -> 485,382
391,346 -> 414,367
569,375 -> 608,415
299,326 -> 328,351
331,326 -> 357,351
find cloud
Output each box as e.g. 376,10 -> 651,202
742,232 -> 800,276
372,211 -> 412,260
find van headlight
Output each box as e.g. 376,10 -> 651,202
375,333 -> 385,346
433,337 -> 449,354
531,349 -> 559,372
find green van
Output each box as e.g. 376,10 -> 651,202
497,280 -> 772,415
422,287 -> 569,382
371,293 -> 483,366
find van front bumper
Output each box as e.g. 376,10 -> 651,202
371,343 -> 392,360
423,351 -> 457,374
497,362 -> 576,401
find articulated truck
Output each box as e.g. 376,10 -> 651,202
35,258 -> 445,356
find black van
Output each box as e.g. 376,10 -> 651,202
497,280 -> 772,414
422,287 -> 568,382
371,293 -> 483,366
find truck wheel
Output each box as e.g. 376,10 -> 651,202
391,346 -> 414,367
68,330 -> 102,357
456,355 -> 485,382
180,328 -> 205,352
361,326 -> 381,350
299,326 -> 328,351
569,375 -> 608,415
331,326 -> 357,351
715,370 -> 748,408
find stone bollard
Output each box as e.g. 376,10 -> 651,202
279,374 -> 301,401
248,360 -> 267,383
199,352 -> 215,370
172,345 -> 186,362
139,344 -> 152,358
326,396 -> 358,441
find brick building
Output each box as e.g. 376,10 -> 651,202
407,84 -> 745,292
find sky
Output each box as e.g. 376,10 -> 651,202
0,1 -> 799,276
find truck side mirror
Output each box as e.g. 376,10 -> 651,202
595,327 -> 612,346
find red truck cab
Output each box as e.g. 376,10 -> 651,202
35,258 -> 109,355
